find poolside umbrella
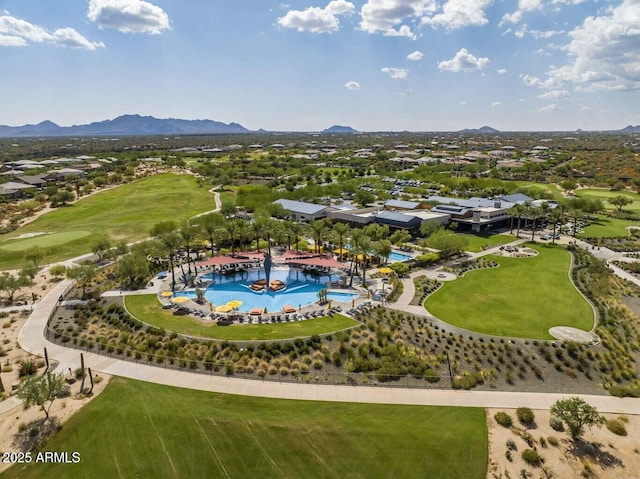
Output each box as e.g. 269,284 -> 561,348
160,291 -> 173,298
171,296 -> 190,304
216,304 -> 233,313
379,267 -> 393,275
227,300 -> 243,309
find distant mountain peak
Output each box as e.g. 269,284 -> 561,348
619,125 -> 640,133
322,125 -> 358,134
0,115 -> 251,137
459,125 -> 500,134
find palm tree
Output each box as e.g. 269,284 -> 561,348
159,232 -> 181,291
197,213 -> 224,256
332,223 -> 351,261
348,229 -> 364,287
284,220 -> 304,251
375,239 -> 393,265
250,216 -> 268,252
222,219 -> 243,256
179,220 -> 197,275
355,234 -> 373,287
307,219 -> 330,254
528,206 -> 543,241
509,204 -> 525,238
549,205 -> 566,244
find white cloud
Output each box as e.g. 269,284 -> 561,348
500,0 -> 541,26
279,1 -> 355,33
407,50 -> 423,61
0,14 -> 102,49
497,68 -> 507,75
345,81 -> 361,90
88,0 -> 170,34
360,0 -> 436,34
384,25 -> 415,38
529,29 -> 564,39
520,73 -> 557,89
491,101 -> 503,108
544,0 -> 640,91
437,48 -> 489,72
381,67 -> 409,79
423,0 -> 493,30
0,34 -> 27,47
460,100 -> 468,105
538,89 -> 569,100
326,0 -> 356,15
52,28 -> 105,50
538,104 -> 560,113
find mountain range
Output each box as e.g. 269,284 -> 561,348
0,114 -> 250,137
322,125 -> 359,134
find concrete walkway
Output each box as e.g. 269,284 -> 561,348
9,255 -> 640,415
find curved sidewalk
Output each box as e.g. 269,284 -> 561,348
15,278 -> 640,414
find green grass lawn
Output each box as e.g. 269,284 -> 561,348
457,233 -> 514,253
577,188 -> 640,213
0,174 -> 216,269
426,244 -> 594,339
579,215 -> 638,238
5,377 -> 488,479
511,181 -> 563,200
125,294 -> 359,340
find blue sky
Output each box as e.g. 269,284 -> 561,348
0,0 -> 638,131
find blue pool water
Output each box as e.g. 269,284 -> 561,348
388,251 -> 413,262
181,268 -> 357,312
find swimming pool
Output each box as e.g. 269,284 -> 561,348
189,268 -> 357,312
388,250 -> 413,262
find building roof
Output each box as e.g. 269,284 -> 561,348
384,199 -> 421,210
274,199 -> 328,215
431,205 -> 471,216
374,210 -> 422,227
497,193 -> 533,204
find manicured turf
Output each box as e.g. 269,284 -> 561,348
458,233 -> 514,253
577,188 -> 640,212
0,174 -> 216,269
125,294 -> 359,340
5,377 -> 488,479
579,215 -> 638,238
0,231 -> 90,252
426,244 -> 594,339
511,181 -> 563,200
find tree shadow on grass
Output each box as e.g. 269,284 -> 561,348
566,439 -> 624,470
12,417 -> 61,452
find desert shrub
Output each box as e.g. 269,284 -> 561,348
547,436 -> 559,447
517,407 -> 535,426
521,449 -> 541,466
606,419 -> 627,436
506,439 -> 517,451
549,416 -> 564,431
18,358 -> 38,377
495,411 -> 513,428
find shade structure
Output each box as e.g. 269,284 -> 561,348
171,296 -> 190,304
249,307 -> 263,315
282,304 -> 296,313
287,255 -> 347,269
379,267 -> 393,275
333,248 -> 349,255
216,304 -> 233,312
195,255 -> 255,268
160,291 -> 173,298
227,300 -> 243,309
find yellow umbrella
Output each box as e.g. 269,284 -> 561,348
171,296 -> 190,304
227,300 -> 243,309
333,248 -> 349,255
216,304 -> 233,312
160,291 -> 173,298
379,267 -> 393,275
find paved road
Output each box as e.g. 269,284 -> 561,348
12,273 -> 640,414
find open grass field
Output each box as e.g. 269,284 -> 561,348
0,174 -> 216,270
5,377 -> 488,479
579,215 -> 638,238
125,294 -> 359,340
426,244 -> 594,339
511,181 -> 563,200
577,188 -> 640,213
457,233 -> 514,253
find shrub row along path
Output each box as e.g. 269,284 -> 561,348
14,267 -> 640,415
